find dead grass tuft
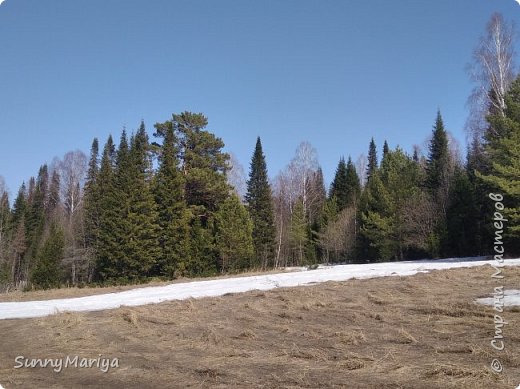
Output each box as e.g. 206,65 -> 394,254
367,292 -> 386,305
333,330 -> 367,345
396,328 -> 418,344
236,329 -> 257,339
201,328 -> 221,345
121,309 -> 139,327
422,363 -> 491,379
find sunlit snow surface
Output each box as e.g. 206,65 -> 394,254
0,257 -> 519,320
476,289 -> 520,307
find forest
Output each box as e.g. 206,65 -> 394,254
0,13 -> 518,290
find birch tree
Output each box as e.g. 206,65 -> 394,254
467,13 -> 516,139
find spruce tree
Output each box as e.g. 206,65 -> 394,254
289,199 -> 308,265
214,194 -> 254,272
187,217 -> 217,276
123,123 -> 160,279
95,135 -> 121,281
31,223 -> 64,289
25,165 -> 48,262
153,122 -> 191,277
83,138 -> 100,248
445,167 -> 479,256
479,75 -> 520,251
47,170 -> 60,217
309,167 -> 327,262
245,137 -> 276,268
361,149 -> 422,261
366,138 -> 378,182
99,127 -> 160,281
330,157 -> 360,211
345,157 -> 361,206
383,140 -> 389,156
11,183 -> 27,228
329,158 -> 348,209
0,192 -> 10,281
426,111 -> 450,194
412,149 -> 419,163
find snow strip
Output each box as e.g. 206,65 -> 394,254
476,289 -> 520,307
0,258 -> 519,320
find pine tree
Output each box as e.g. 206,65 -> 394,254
31,223 -> 64,289
173,112 -> 231,212
214,194 -> 254,272
155,112 -> 231,275
245,137 -> 276,268
153,121 -> 191,277
366,138 -> 378,182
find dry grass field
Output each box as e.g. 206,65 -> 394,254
0,265 -> 519,388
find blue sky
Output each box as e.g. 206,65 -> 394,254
0,0 -> 519,196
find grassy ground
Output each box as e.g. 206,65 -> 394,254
0,265 -> 519,388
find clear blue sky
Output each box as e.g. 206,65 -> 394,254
0,0 -> 519,197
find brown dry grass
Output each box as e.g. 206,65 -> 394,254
0,265 -> 519,388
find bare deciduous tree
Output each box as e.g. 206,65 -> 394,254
56,150 -> 88,285
402,192 -> 437,253
289,141 -> 319,217
58,151 -> 87,220
227,152 -> 247,200
355,154 -> 367,188
318,207 -> 356,263
467,13 -> 516,138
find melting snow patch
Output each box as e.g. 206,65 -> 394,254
476,290 -> 520,307
0,257 -> 519,320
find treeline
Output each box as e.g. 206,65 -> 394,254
0,13 -> 518,290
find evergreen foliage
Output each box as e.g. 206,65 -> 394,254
31,224 -> 64,290
214,194 -> 254,272
245,137 -> 276,268
366,138 -> 378,182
